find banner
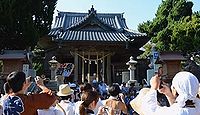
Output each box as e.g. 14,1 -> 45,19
57,63 -> 74,77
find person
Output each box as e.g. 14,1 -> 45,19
37,106 -> 59,115
79,90 -> 99,115
130,88 -> 150,115
141,71 -> 200,115
98,81 -> 108,99
69,82 -> 79,102
0,82 -> 12,103
75,83 -> 103,115
0,82 -> 11,115
3,71 -> 57,115
104,84 -> 127,115
55,84 -> 75,115
120,82 -> 128,95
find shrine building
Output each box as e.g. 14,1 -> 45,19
40,6 -> 149,84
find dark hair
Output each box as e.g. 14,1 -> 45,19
80,83 -> 93,92
84,79 -> 88,83
79,91 -> 99,115
3,82 -> 11,94
108,84 -> 121,97
7,71 -> 26,93
60,95 -> 71,100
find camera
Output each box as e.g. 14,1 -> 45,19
159,75 -> 168,89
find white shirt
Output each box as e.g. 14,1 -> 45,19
38,106 -> 59,115
55,100 -> 75,115
141,89 -> 200,115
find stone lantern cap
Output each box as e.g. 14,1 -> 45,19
126,56 -> 137,65
49,56 -> 58,64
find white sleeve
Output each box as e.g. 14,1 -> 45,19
141,89 -> 159,115
141,89 -> 174,115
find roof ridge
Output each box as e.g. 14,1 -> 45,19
57,10 -> 123,16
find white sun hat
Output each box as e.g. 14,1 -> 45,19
57,84 -> 74,96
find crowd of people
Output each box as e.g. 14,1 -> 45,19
0,70 -> 200,115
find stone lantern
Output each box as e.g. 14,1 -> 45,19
126,56 -> 137,81
48,56 -> 59,80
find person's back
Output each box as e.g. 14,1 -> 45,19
105,98 -> 127,114
54,84 -> 75,115
3,71 -> 56,115
55,100 -> 75,115
38,106 -> 59,115
16,92 -> 56,115
105,84 -> 127,114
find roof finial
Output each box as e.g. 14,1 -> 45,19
88,5 -> 96,14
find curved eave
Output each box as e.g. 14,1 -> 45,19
49,30 -> 129,42
123,28 -> 147,38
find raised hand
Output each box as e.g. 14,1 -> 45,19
150,74 -> 161,90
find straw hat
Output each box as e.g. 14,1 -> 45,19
130,88 -> 150,115
57,84 -> 74,96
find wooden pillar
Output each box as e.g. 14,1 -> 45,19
102,54 -> 105,82
74,51 -> 78,82
82,58 -> 85,82
96,55 -> 99,82
112,65 -> 115,82
107,54 -> 111,85
87,55 -> 91,83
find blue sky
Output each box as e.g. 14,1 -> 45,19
54,0 -> 200,30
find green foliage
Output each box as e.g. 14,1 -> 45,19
0,0 -> 57,50
137,43 -> 153,59
171,15 -> 200,53
32,46 -> 45,75
138,0 -> 199,57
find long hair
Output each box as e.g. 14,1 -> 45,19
79,90 -> 99,115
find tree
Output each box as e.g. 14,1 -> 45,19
171,14 -> 200,53
138,0 -> 198,58
0,0 -> 57,50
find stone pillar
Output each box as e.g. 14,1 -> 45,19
126,56 -> 137,81
74,51 -> 78,82
107,54 -> 111,85
49,56 -> 59,80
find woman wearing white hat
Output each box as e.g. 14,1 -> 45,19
141,71 -> 200,115
55,84 -> 75,115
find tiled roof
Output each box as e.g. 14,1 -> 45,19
159,52 -> 186,61
53,11 -> 127,30
49,6 -> 148,42
49,30 -> 128,42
